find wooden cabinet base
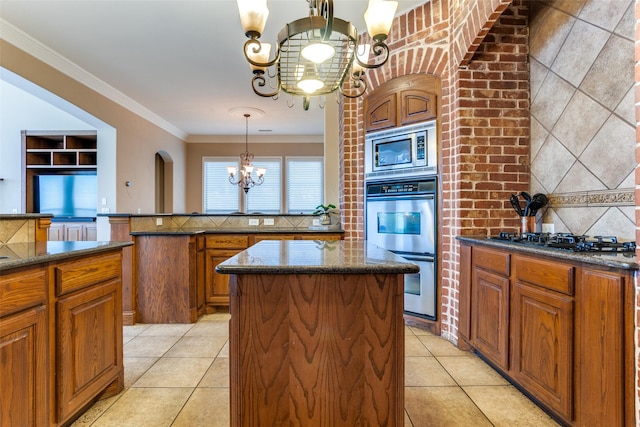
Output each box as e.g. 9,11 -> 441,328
229,273 -> 404,426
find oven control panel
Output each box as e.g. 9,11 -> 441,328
366,178 -> 436,197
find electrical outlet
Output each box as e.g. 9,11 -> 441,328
542,223 -> 554,233
312,219 -> 320,226
263,218 -> 274,226
249,218 -> 259,226
156,218 -> 163,226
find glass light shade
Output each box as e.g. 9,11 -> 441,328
227,166 -> 238,176
244,165 -> 254,174
246,42 -> 271,71
256,168 -> 266,177
352,44 -> 371,74
297,63 -> 324,93
237,0 -> 269,36
301,42 -> 335,64
364,0 -> 398,39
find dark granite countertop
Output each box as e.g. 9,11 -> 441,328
457,236 -> 639,270
0,241 -> 133,271
130,227 -> 344,236
216,240 -> 420,275
0,214 -> 54,219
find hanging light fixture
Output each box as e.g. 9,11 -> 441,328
236,0 -> 398,110
227,112 -> 266,193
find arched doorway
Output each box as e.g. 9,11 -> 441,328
155,151 -> 173,213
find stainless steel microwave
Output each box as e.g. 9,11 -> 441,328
364,121 -> 437,178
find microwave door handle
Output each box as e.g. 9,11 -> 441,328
399,255 -> 434,263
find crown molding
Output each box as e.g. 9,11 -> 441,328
0,18 -> 187,141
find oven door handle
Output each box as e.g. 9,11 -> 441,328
395,254 -> 434,263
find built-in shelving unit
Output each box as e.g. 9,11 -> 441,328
24,132 -> 97,168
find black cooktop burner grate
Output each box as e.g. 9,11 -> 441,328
490,232 -> 636,253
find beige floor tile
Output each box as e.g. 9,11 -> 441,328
172,387 -> 230,427
218,340 -> 229,357
123,357 -> 158,388
407,325 -> 434,337
438,355 -> 509,386
185,320 -> 229,337
123,323 -> 151,337
405,356 -> 456,387
417,334 -> 469,357
123,335 -> 181,357
199,313 -> 231,322
405,386 -> 492,427
90,388 -> 192,427
122,335 -> 134,345
463,385 -> 560,427
139,323 -> 194,336
199,357 -> 230,387
164,336 -> 228,358
404,410 -> 413,426
405,335 -> 433,357
70,394 -> 121,426
133,357 -> 212,388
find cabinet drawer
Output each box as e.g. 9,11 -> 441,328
55,252 -> 121,296
514,255 -> 574,295
0,267 -> 47,316
206,235 -> 249,249
472,247 -> 510,277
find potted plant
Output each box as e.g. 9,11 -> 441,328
313,203 -> 336,225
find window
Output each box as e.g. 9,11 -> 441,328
203,156 -> 323,213
203,157 -> 239,213
246,158 -> 281,213
286,157 -> 323,213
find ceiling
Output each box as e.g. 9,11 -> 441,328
0,0 -> 425,139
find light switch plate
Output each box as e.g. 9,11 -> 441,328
312,219 -> 320,226
263,218 -> 274,226
156,218 -> 163,226
542,223 -> 554,233
249,218 -> 259,226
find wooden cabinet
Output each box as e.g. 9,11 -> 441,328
135,234 -> 203,323
205,235 -> 250,312
0,249 -> 125,426
364,74 -> 439,132
459,241 -> 633,426
0,267 -> 48,427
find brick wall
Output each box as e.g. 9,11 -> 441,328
340,0 -> 528,341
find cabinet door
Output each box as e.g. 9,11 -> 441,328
84,224 -> 97,241
48,223 -> 65,241
364,92 -> 398,132
205,249 -> 244,308
399,89 -> 437,126
511,282 -> 573,421
56,280 -> 123,423
471,268 -> 509,370
575,269 -> 628,426
0,306 -> 48,427
64,223 -> 83,241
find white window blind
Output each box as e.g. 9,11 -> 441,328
246,158 -> 281,213
286,157 -> 324,213
203,157 -> 240,213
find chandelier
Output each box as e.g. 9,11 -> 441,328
227,112 -> 266,193
236,0 -> 398,110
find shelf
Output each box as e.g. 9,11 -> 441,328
66,135 -> 97,150
26,152 -> 52,166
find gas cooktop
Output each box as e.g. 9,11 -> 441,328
490,232 -> 637,254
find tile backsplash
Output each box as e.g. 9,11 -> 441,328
529,0 -> 635,240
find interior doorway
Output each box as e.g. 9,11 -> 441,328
155,151 -> 173,213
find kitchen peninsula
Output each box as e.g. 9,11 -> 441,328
0,215 -> 132,426
105,213 -> 344,323
217,240 -> 418,426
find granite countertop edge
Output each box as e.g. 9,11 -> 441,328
457,236 -> 639,270
216,264 -> 420,275
130,228 -> 345,236
0,241 -> 133,271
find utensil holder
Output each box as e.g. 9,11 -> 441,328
521,216 -> 536,234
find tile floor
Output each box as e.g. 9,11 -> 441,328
72,313 -> 559,426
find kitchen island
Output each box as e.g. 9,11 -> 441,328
0,240 -> 132,426
217,240 -> 417,426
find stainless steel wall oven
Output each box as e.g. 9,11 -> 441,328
365,177 -> 437,319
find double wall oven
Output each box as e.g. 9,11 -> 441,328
364,121 -> 438,320
366,178 -> 437,319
